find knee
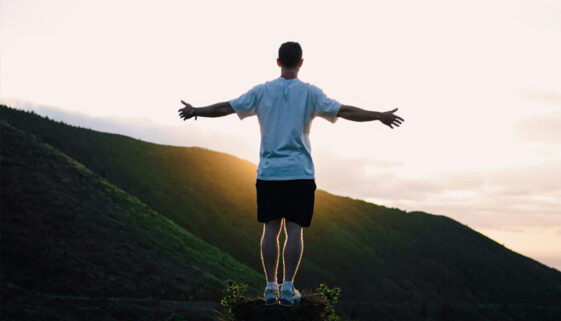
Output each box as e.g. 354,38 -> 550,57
284,221 -> 302,238
263,218 -> 283,238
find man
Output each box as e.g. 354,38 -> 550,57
178,41 -> 403,307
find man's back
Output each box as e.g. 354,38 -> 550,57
230,76 -> 341,180
178,41 -> 403,307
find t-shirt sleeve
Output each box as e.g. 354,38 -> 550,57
311,86 -> 342,123
229,84 -> 264,120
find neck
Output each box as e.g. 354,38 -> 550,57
281,68 -> 298,80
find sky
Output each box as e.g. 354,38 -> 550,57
1,0 -> 560,269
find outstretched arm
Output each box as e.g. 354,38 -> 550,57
178,100 -> 235,120
337,105 -> 404,128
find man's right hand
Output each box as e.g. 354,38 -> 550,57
379,108 -> 404,129
178,100 -> 197,121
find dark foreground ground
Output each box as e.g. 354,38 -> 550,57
3,280 -> 561,321
1,281 -> 219,321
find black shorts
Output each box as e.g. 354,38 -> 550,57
255,179 -> 317,227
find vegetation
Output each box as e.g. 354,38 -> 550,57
2,105 -> 561,320
218,280 -> 249,320
317,283 -> 342,321
0,121 -> 261,320
217,280 -> 344,321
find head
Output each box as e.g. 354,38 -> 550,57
277,41 -> 303,71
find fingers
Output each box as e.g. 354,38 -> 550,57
385,116 -> 403,129
381,109 -> 404,128
178,100 -> 194,121
391,110 -> 404,125
387,108 -> 405,123
178,108 -> 188,121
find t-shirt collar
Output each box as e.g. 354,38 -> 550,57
279,76 -> 299,82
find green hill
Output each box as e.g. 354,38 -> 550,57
0,120 -> 264,321
2,105 -> 561,320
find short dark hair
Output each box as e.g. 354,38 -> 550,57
278,42 -> 302,68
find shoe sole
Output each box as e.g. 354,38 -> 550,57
265,298 -> 278,306
279,297 -> 301,307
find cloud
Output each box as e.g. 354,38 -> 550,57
517,89 -> 561,107
514,111 -> 561,144
314,152 -> 561,231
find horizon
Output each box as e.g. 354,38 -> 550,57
1,0 -> 560,270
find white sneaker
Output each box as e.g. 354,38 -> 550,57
279,283 -> 301,307
264,287 -> 279,306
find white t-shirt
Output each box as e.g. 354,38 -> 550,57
229,76 -> 342,180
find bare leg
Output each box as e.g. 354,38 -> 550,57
283,220 -> 303,282
260,218 -> 283,282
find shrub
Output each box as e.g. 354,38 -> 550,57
317,283 -> 342,321
218,279 -> 248,321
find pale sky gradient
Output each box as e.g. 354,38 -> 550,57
1,0 -> 560,270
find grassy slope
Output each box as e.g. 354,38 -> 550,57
0,120 -> 264,320
2,105 -> 561,319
